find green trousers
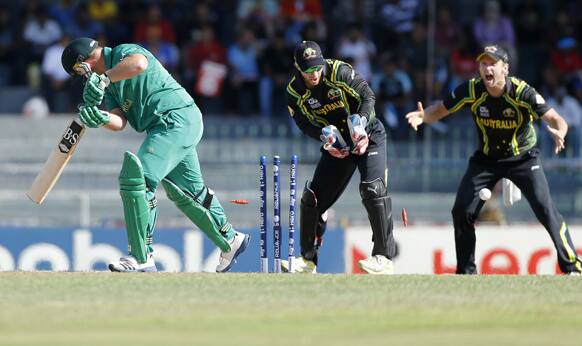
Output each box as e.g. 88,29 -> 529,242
136,105 -> 234,254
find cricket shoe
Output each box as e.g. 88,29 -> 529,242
109,253 -> 157,272
281,257 -> 317,273
567,272 -> 581,276
216,231 -> 250,273
358,255 -> 394,275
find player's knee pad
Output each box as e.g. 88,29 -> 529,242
301,181 -> 318,207
163,179 -> 215,211
360,178 -> 395,258
359,178 -> 387,200
162,178 -> 230,252
118,151 -> 153,262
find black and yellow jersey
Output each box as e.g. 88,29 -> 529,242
286,59 -> 382,148
443,77 -> 551,159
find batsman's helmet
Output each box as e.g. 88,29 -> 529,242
61,37 -> 98,76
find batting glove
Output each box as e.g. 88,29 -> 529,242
83,72 -> 111,106
79,105 -> 110,128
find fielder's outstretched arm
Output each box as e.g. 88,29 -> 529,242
542,108 -> 568,154
405,101 -> 449,131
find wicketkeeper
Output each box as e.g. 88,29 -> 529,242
61,37 -> 250,272
283,41 -> 396,274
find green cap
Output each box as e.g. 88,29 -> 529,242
61,37 -> 98,76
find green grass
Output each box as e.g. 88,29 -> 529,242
0,273 -> 581,346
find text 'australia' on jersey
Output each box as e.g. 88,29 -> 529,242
286,59 -> 382,147
103,44 -> 194,132
443,77 -> 551,159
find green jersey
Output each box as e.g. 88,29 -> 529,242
103,44 -> 194,132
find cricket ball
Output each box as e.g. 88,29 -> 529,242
478,188 -> 492,201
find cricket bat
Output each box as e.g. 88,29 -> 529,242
26,119 -> 86,204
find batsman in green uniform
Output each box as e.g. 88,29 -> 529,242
61,37 -> 250,272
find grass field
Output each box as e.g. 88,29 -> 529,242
0,273 -> 581,346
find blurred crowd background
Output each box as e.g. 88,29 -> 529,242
0,0 -> 581,226
0,0 -> 580,143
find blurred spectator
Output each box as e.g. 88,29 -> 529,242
226,28 -> 259,115
375,54 -> 413,140
87,0 -> 118,22
299,19 -> 326,45
184,24 -> 227,84
512,0 -> 545,86
22,3 -> 62,64
183,25 -> 227,114
280,0 -> 323,20
175,2 -> 218,46
20,3 -> 62,88
379,0 -> 421,34
134,4 -> 176,44
65,3 -> 104,40
330,0 -> 376,25
41,35 -> 73,113
238,0 -> 279,19
546,8 -> 578,46
116,0 -> 143,33
446,30 -> 479,93
336,23 -> 376,82
237,0 -> 279,42
280,0 -> 324,45
159,0 -> 191,23
513,0 -> 543,43
101,17 -> 129,48
375,0 -> 422,52
258,32 -> 293,118
0,5 -> 15,86
434,6 -> 461,60
549,37 -> 581,85
47,0 -> 78,29
86,0 -> 128,46
142,26 -> 180,77
399,22 -> 427,98
544,87 -> 582,157
472,0 -> 517,66
539,66 -> 561,98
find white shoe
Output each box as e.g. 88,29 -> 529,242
109,253 -> 157,272
568,272 -> 581,276
358,255 -> 394,275
281,257 -> 317,273
216,232 -> 250,273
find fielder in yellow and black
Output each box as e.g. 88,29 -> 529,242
61,37 -> 249,272
406,45 -> 582,275
283,41 -> 396,274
